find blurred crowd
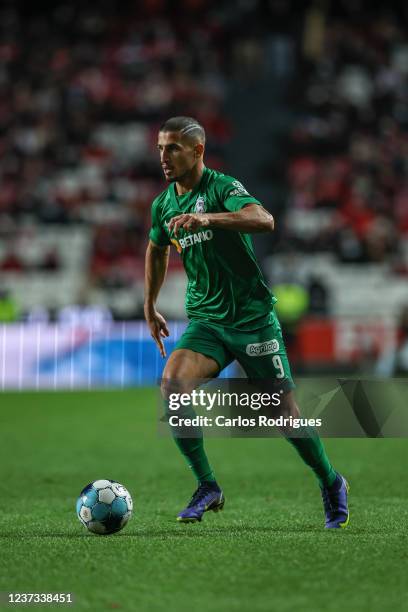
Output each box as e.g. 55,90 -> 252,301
0,1 -> 408,323
286,4 -> 408,265
0,0 -> 233,284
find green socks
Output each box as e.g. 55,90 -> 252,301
165,401 -> 335,489
286,427 -> 336,488
173,436 -> 216,483
164,400 -> 216,483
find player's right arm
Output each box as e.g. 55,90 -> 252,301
144,240 -> 170,357
145,196 -> 172,357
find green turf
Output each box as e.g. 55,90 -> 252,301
0,390 -> 407,611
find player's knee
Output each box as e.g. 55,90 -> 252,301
279,391 -> 300,419
161,377 -> 177,401
161,378 -> 198,425
160,377 -> 192,401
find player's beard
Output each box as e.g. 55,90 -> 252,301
165,167 -> 193,184
163,170 -> 180,183
165,174 -> 186,184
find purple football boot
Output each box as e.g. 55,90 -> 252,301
321,473 -> 350,529
177,483 -> 225,523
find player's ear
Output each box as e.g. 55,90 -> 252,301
194,143 -> 204,158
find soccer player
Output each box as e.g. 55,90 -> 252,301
144,116 -> 349,528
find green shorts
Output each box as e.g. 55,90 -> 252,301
175,310 -> 295,392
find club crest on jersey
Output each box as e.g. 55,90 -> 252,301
195,195 -> 206,213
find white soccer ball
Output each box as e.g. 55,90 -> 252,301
76,479 -> 133,535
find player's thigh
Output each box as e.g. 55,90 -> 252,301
229,315 -> 295,394
164,321 -> 232,384
163,348 -> 219,382
161,349 -> 219,400
162,320 -> 230,397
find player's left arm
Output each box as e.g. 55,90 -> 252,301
169,204 -> 274,236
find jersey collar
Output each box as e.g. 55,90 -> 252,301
170,167 -> 208,211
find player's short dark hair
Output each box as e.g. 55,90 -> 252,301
159,116 -> 206,144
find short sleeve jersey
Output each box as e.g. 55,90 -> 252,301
149,167 -> 276,330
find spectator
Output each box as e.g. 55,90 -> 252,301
285,7 -> 408,264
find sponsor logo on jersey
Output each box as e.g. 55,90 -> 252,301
246,339 -> 279,356
229,188 -> 249,196
164,215 -> 213,253
171,238 -> 182,253
229,180 -> 249,196
195,195 -> 206,213
178,230 -> 213,250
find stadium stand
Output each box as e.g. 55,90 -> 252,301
0,0 -> 407,331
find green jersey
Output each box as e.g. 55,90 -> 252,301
149,167 -> 275,330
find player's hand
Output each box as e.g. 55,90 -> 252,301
145,309 -> 169,358
169,213 -> 210,237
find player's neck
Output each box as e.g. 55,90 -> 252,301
175,162 -> 205,195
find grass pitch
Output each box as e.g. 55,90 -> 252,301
0,389 -> 407,611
